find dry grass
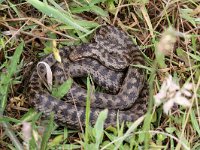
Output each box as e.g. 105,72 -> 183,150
0,0 -> 199,149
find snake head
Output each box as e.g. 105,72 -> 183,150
69,44 -> 93,61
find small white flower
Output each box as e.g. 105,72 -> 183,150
22,122 -> 32,149
154,91 -> 166,106
181,83 -> 193,97
173,92 -> 191,107
22,122 -> 32,141
154,75 -> 193,114
163,99 -> 174,114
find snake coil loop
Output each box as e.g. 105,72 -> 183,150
27,25 -> 148,129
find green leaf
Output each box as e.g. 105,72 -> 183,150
7,0 -> 21,17
107,0 -> 116,14
176,48 -> 188,61
64,127 -> 68,140
91,5 -> 108,17
48,135 -> 63,147
114,116 -> 145,150
0,116 -> 21,124
52,78 -> 73,99
176,48 -> 195,66
48,0 -> 69,14
7,42 -> 24,80
180,8 -> 196,27
2,122 -> 24,150
175,130 -> 190,149
101,140 -> 115,149
57,144 -> 81,149
84,77 -> 92,145
0,41 -> 24,113
165,127 -> 176,134
73,20 -> 99,28
0,0 -> 5,4
71,5 -> 91,13
27,0 -> 89,33
190,109 -> 200,136
105,126 -> 117,135
93,109 -> 108,148
188,52 -> 200,61
40,113 -> 55,150
18,109 -> 38,125
89,0 -> 106,6
71,5 -> 108,17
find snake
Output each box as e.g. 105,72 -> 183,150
27,25 -> 148,129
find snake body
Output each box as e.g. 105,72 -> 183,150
27,25 -> 148,129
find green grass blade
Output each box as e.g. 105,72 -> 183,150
93,109 -> 108,148
84,76 -> 92,145
27,0 -> 89,33
90,5 -> 108,17
7,0 -> 21,17
188,52 -> 200,61
52,78 -> 73,99
71,5 -> 108,17
71,5 -> 91,14
48,0 -> 70,15
48,135 -> 63,147
89,0 -> 106,6
0,116 -> 21,124
101,116 -> 145,150
0,0 -> 5,4
142,71 -> 156,149
0,41 -> 24,113
57,144 -> 81,149
0,41 -> 24,150
114,116 -> 145,150
18,109 -> 38,125
190,109 -> 200,136
2,122 -> 24,150
40,113 -> 55,150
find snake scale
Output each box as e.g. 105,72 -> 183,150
27,25 -> 148,129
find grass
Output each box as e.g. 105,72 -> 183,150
0,0 -> 200,149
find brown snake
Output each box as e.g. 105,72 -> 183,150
27,25 -> 148,129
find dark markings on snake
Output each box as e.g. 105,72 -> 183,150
27,25 -> 148,129
47,57 -> 54,63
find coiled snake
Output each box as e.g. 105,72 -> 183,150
27,25 -> 148,129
